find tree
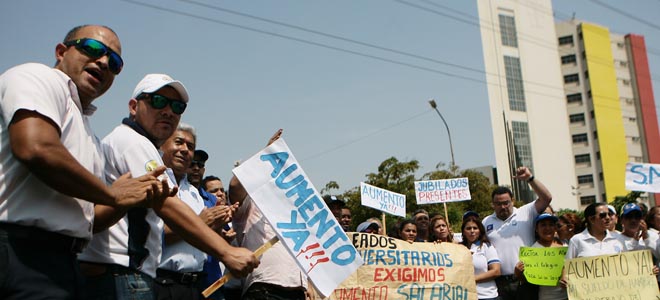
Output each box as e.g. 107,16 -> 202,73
328,156 -> 497,234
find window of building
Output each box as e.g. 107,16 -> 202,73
593,131 -> 598,139
617,42 -> 625,49
572,133 -> 588,144
584,71 -> 589,79
567,93 -> 582,104
575,154 -> 591,165
580,195 -> 596,205
504,56 -> 526,111
629,117 -> 637,123
619,60 -> 628,68
564,74 -> 580,84
596,151 -> 600,159
578,175 -> 594,185
599,172 -> 603,181
590,110 -> 595,118
587,90 -> 592,98
561,54 -> 577,64
512,121 -> 534,170
632,136 -> 641,143
622,79 -> 630,86
558,35 -> 574,46
499,14 -> 518,48
569,113 -> 585,124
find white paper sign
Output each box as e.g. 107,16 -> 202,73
232,138 -> 363,297
626,162 -> 660,193
359,182 -> 406,217
414,178 -> 471,204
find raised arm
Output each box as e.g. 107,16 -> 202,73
514,166 -> 552,214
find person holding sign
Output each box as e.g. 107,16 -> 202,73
566,202 -> 623,259
461,215 -> 501,300
482,166 -> 552,300
515,213 -> 567,300
617,203 -> 660,266
398,219 -> 418,242
228,129 -> 308,300
429,214 -> 454,243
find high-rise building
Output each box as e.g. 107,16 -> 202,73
556,20 -> 660,206
477,0 -> 578,209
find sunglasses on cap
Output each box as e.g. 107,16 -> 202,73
136,93 -> 187,115
63,38 -> 123,74
190,160 -> 205,168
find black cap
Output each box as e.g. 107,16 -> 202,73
463,211 -> 479,220
323,195 -> 345,207
194,150 -> 209,162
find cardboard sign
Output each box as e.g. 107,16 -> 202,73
414,178 -> 471,204
519,246 -> 567,286
565,250 -> 660,300
328,233 -> 477,300
360,182 -> 406,217
233,138 -> 363,297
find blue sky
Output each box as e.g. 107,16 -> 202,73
2,0 -> 659,194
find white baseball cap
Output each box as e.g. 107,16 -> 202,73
132,74 -> 189,103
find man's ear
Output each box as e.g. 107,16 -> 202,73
129,99 -> 138,117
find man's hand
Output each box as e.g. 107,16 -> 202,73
221,227 -> 236,242
200,205 -> 233,230
223,246 -> 260,278
513,166 -> 533,181
110,166 -> 175,209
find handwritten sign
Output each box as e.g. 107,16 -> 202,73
327,233 -> 477,300
233,138 -> 363,297
360,182 -> 406,217
626,162 -> 660,193
414,178 -> 471,204
519,246 -> 567,286
565,250 -> 660,300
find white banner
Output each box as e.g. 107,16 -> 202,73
233,138 -> 363,297
359,182 -> 406,217
626,162 -> 660,193
414,178 -> 471,204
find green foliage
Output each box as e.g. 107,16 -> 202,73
328,156 -> 497,234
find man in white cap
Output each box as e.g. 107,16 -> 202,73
607,205 -> 620,232
78,74 -> 259,299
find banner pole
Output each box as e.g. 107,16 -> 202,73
382,212 -> 387,236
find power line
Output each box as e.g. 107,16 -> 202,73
300,110 -> 432,161
588,0 -> 660,31
123,0 -> 660,118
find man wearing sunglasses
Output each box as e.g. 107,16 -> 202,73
79,74 -> 259,299
0,25 -> 173,299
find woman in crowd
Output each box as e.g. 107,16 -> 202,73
646,206 -> 660,234
461,215 -> 500,300
566,202 -> 623,259
556,213 -> 583,245
429,215 -> 454,243
516,213 -> 567,300
398,219 -> 418,243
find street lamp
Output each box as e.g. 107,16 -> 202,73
428,99 -> 456,169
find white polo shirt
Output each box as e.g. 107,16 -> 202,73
566,229 -> 623,259
0,63 -> 103,239
482,201 -> 539,275
469,242 -> 500,299
158,178 -> 206,273
79,124 -> 170,278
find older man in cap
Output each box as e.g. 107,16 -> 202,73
78,74 -> 258,299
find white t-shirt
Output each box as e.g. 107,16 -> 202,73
469,242 -> 500,299
482,201 -> 539,275
79,124 -> 170,278
566,229 -> 623,259
0,63 -> 103,239
159,178 -> 206,272
232,195 -> 307,294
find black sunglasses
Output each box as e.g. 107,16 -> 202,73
137,93 -> 187,115
597,212 -> 614,219
190,160 -> 205,168
63,38 -> 123,74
